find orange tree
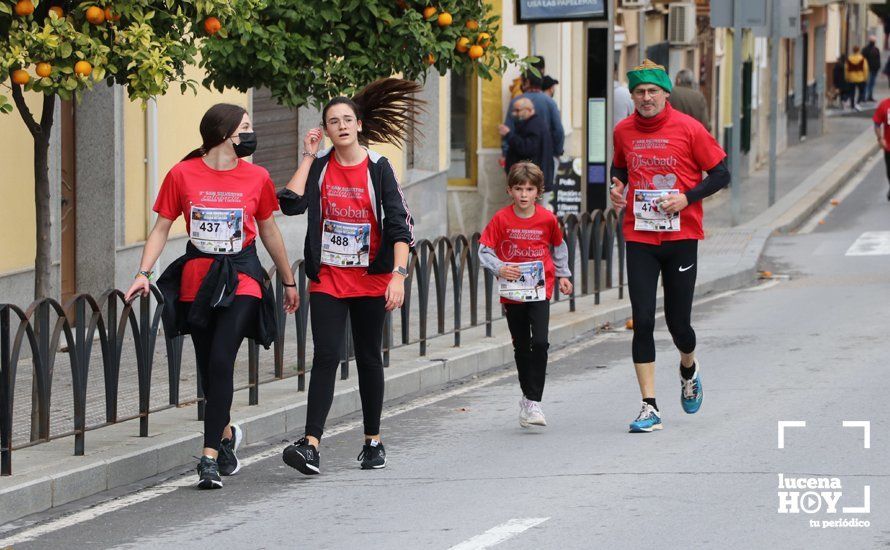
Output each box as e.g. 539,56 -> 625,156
199,0 -> 532,108
0,0 -> 256,300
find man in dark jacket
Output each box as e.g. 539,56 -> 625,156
668,69 -> 710,131
499,97 -> 554,194
863,36 -> 881,102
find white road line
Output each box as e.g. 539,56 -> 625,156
448,517 -> 550,550
845,231 -> 890,256
0,362 -> 532,546
0,285 -> 758,546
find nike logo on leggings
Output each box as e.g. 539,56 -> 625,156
679,264 -> 694,272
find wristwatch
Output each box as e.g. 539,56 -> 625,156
392,266 -> 408,277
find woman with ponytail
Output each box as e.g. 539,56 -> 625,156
124,103 -> 299,489
279,78 -> 421,475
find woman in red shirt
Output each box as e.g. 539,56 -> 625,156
124,104 -> 298,489
278,79 -> 420,475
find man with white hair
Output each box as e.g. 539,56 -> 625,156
499,97 -> 555,206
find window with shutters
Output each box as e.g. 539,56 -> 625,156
252,88 -> 299,188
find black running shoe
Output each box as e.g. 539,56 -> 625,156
197,456 -> 223,489
357,440 -> 387,470
282,437 -> 320,475
218,424 -> 243,476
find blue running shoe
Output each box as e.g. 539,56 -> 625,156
629,402 -> 662,433
680,360 -> 703,414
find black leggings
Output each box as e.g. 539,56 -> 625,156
185,296 -> 260,451
504,301 -> 550,402
626,240 -> 698,364
306,292 -> 386,440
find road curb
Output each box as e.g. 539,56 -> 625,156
744,128 -> 880,235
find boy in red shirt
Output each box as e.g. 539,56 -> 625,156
480,162 -> 573,428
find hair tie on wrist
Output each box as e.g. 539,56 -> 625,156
282,282 -> 297,288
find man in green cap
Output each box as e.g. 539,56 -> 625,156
609,60 -> 731,433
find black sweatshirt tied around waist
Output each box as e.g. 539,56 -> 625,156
156,241 -> 277,348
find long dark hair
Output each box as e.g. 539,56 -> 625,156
322,78 -> 426,147
183,103 -> 248,161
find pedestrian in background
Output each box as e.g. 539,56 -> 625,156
668,68 -> 710,132
500,98 -> 555,208
846,46 -> 869,111
834,55 -> 851,109
479,162 -> 572,429
501,68 -> 565,180
862,36 -> 881,103
614,79 -> 635,128
872,96 -> 890,201
542,75 -> 559,98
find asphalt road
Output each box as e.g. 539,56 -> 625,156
4,160 -> 890,549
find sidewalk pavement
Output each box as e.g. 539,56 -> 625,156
1,104 -> 883,526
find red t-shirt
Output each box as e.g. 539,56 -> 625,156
479,204 -> 564,304
310,154 -> 391,298
153,157 -> 279,301
613,104 -> 726,245
873,99 -> 890,149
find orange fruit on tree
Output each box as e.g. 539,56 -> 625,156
14,0 -> 35,16
424,53 -> 435,66
477,32 -> 491,48
105,7 -> 121,22
48,6 -> 65,19
204,16 -> 222,35
74,61 -> 93,76
465,19 -> 478,31
422,6 -> 436,19
85,6 -> 105,24
11,69 -> 30,85
468,45 -> 484,60
437,11 -> 452,27
36,63 -> 52,78
456,37 -> 470,53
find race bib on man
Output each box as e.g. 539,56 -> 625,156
190,206 -> 244,254
499,261 -> 547,302
321,219 -> 371,267
633,189 -> 681,232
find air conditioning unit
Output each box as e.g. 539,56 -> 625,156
668,3 -> 697,46
620,0 -> 649,8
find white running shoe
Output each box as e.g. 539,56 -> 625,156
519,396 -> 547,428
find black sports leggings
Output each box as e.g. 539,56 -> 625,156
504,301 -> 550,402
306,292 -> 386,440
184,296 -> 260,451
626,240 -> 698,364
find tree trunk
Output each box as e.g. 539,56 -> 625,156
19,94 -> 57,441
33,104 -> 54,300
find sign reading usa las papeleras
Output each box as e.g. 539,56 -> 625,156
516,0 -> 606,24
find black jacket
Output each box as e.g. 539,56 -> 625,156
156,241 -> 277,348
277,148 -> 415,282
504,113 -> 555,191
863,43 -> 881,75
